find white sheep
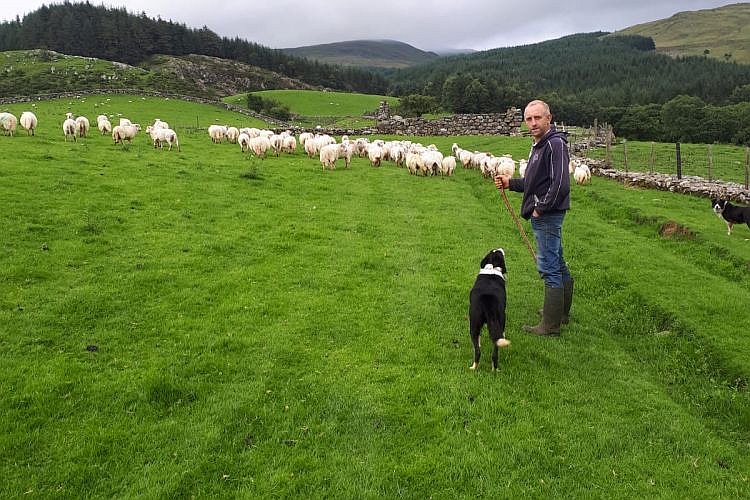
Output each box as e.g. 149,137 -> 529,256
75,116 -> 90,138
62,117 -> 77,142
238,132 -> 251,153
152,118 -> 169,130
518,159 -> 528,178
405,152 -> 423,175
98,118 -> 112,135
339,142 -> 355,168
226,126 -> 240,144
0,112 -> 18,136
159,129 -> 180,151
112,123 -> 140,145
119,117 -> 132,126
421,150 -> 444,176
573,163 -> 591,185
367,144 -> 384,167
20,111 -> 37,136
319,143 -> 339,170
441,156 -> 457,176
208,124 -> 227,144
298,131 -> 313,147
249,136 -> 271,157
269,134 -> 284,156
282,135 -> 297,154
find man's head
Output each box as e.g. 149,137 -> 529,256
524,100 -> 552,142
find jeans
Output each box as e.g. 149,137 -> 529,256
530,211 -> 571,288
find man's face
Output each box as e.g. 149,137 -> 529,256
524,103 -> 551,141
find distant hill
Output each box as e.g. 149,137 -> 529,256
614,3 -> 750,64
0,49 -> 312,98
282,40 -> 440,68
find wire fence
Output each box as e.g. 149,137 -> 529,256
567,130 -> 750,187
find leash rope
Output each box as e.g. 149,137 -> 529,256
499,186 -> 537,263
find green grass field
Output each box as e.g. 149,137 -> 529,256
224,90 -> 399,129
2,95 -> 750,497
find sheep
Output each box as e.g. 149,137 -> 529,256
298,131 -> 313,147
152,118 -> 169,130
269,134 -> 284,156
441,155 -> 457,176
421,150 -> 444,176
160,129 -> 180,151
354,138 -> 370,157
573,163 -> 591,185
319,143 -> 339,170
0,112 -> 18,136
238,132 -> 251,153
519,159 -> 528,178
112,123 -> 141,145
119,117 -> 132,127
17,111 -> 37,136
96,114 -> 108,125
62,117 -> 77,142
496,155 -> 516,177
208,124 -> 227,144
75,116 -> 90,138
367,144 -> 383,167
226,126 -> 240,144
339,141 -> 355,168
282,135 -> 297,154
405,152 -> 423,175
98,117 -> 112,135
249,135 -> 271,157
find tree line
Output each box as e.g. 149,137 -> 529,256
0,2 -> 388,95
387,33 -> 750,145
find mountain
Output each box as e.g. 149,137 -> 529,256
614,3 -> 750,64
282,39 -> 440,68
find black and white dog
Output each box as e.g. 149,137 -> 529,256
711,199 -> 750,236
468,248 -> 510,371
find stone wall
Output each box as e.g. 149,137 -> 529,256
375,102 -> 522,136
583,158 -> 750,204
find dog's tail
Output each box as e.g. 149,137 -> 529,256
479,295 -> 510,348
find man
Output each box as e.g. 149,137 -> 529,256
494,100 -> 573,336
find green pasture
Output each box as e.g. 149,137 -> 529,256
585,139 -> 750,186
1,95 -> 750,497
224,90 -> 398,129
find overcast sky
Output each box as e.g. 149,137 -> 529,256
0,0 -> 742,52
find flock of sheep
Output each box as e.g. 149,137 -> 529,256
0,109 -> 591,184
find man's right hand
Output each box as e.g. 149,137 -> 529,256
494,175 -> 510,190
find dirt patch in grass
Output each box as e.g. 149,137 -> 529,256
659,220 -> 695,240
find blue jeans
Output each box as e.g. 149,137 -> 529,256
530,211 -> 571,288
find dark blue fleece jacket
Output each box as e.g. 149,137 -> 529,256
508,126 -> 570,219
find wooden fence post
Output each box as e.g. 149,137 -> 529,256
623,139 -> 628,173
745,147 -> 749,189
649,142 -> 655,174
676,142 -> 682,179
605,127 -> 612,165
707,144 -> 713,181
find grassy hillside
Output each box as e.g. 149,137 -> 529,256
615,3 -> 750,64
0,49 -> 313,99
282,39 -> 439,69
1,95 -> 749,497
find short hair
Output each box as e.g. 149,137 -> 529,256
524,100 -> 551,117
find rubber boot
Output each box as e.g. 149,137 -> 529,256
525,286 -> 564,336
538,278 -> 574,324
562,278 -> 573,325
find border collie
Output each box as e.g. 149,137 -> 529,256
468,248 -> 510,371
711,199 -> 750,236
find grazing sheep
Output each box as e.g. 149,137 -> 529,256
340,142 -> 355,168
249,136 -> 271,157
152,118 -> 169,130
298,131 -> 313,148
0,112 -> 18,136
421,150 -> 443,176
269,134 -> 284,156
405,152 -> 423,175
119,117 -> 132,126
226,126 -> 240,144
238,132 -> 251,153
19,111 -> 37,136
208,124 -> 227,144
282,135 -> 297,154
62,117 -> 77,142
319,143 -> 339,170
367,144 -> 383,167
112,123 -> 140,145
75,116 -> 90,138
441,155 -> 457,176
159,129 -> 180,151
573,163 -> 591,185
98,118 -> 112,135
